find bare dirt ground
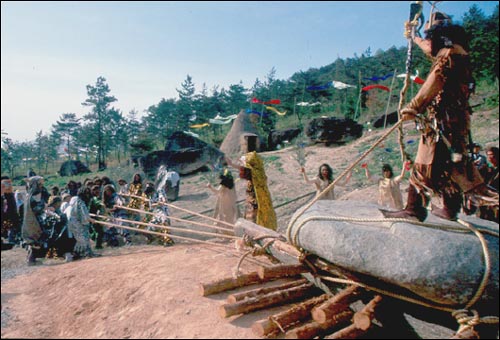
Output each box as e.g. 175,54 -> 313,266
2,112 -> 498,339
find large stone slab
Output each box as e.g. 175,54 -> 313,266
287,200 -> 499,314
136,131 -> 225,177
305,117 -> 363,145
58,160 -> 91,177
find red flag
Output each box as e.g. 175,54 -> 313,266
252,98 -> 281,105
362,84 -> 390,92
413,76 -> 425,85
263,99 -> 281,105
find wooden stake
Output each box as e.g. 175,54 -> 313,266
219,282 -> 316,318
311,285 -> 360,324
199,272 -> 262,296
285,309 -> 353,339
257,264 -> 310,280
227,278 -> 308,303
329,295 -> 382,339
328,323 -> 367,339
352,295 -> 382,330
252,294 -> 330,338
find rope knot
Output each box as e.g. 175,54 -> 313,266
242,234 -> 255,247
452,309 -> 481,336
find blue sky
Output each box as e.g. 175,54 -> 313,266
1,1 -> 498,142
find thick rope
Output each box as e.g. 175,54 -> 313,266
456,219 -> 492,309
452,309 -> 499,336
91,217 -> 270,268
122,193 -> 235,230
118,205 -> 235,235
92,213 -> 238,240
233,239 -> 276,277
92,218 -> 234,247
397,2 -> 423,163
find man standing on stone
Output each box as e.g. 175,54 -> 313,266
382,12 -> 498,222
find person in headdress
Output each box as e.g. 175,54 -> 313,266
65,186 -> 96,258
382,12 -> 498,221
22,176 -> 49,265
45,196 -> 76,261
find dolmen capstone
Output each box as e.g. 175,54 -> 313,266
58,160 -> 91,177
137,131 -> 225,177
305,117 -> 363,145
287,200 -> 499,316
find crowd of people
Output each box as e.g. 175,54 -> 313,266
1,172 -> 176,265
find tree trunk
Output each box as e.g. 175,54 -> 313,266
311,285 -> 360,324
252,294 -> 330,338
257,264 -> 310,280
220,283 -> 316,318
199,272 -> 262,297
285,310 -> 353,339
227,278 -> 308,303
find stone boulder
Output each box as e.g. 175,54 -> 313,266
305,117 -> 363,145
136,131 -> 225,177
288,200 -> 499,315
372,111 -> 399,128
267,128 -> 302,150
58,160 -> 91,177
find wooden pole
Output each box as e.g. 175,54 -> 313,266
328,295 -> 382,339
99,214 -> 237,240
92,219 -> 231,248
234,219 -> 301,259
383,68 -> 397,129
285,309 -> 353,339
311,285 -> 361,324
352,295 -> 382,330
328,323 -> 366,339
122,193 -> 235,230
117,205 -> 235,235
200,272 -> 262,297
227,278 -> 308,303
257,264 -> 310,280
219,282 -> 317,318
252,294 -> 330,338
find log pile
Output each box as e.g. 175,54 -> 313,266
200,262 -> 381,339
201,219 -> 499,338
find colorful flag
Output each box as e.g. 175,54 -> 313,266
189,123 -> 210,129
306,82 -> 332,91
331,81 -> 356,89
252,98 -> 281,105
362,84 -> 390,92
296,102 -> 321,107
363,73 -> 394,82
183,130 -> 200,138
245,109 -> 268,117
265,106 -> 287,116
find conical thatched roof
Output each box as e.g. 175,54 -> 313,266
220,110 -> 262,157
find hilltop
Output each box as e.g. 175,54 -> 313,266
1,104 -> 498,339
